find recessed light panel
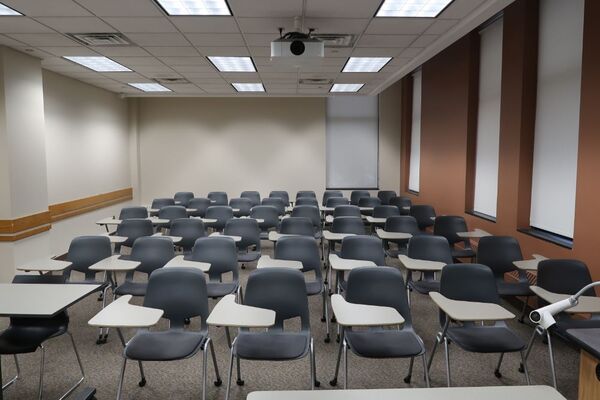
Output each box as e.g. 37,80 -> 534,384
129,83 -> 172,92
63,56 -> 131,72
208,56 -> 256,72
376,0 -> 454,18
232,83 -> 265,92
154,0 -> 231,16
0,2 -> 21,15
342,57 -> 392,73
330,83 -> 364,93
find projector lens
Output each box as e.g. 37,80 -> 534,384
290,40 -> 305,56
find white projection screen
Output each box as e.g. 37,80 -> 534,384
408,70 -> 422,193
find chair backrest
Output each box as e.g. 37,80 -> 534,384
296,190 -> 316,200
340,235 -> 385,265
537,259 -> 596,297
205,206 -> 234,230
151,198 -> 175,209
241,191 -> 261,207
280,217 -> 315,236
188,198 -> 211,217
66,236 -> 112,278
433,215 -> 469,246
409,204 -> 436,230
116,218 -> 154,248
476,236 -> 523,277
261,197 -> 286,215
144,268 -> 209,330
350,190 -> 370,205
244,268 -> 310,331
347,267 -> 412,327
208,191 -> 228,205
359,197 -> 381,208
296,197 -> 319,207
407,235 -> 453,264
158,205 -> 188,222
291,205 -> 321,231
129,236 -> 175,275
269,191 -> 290,205
333,205 -> 361,218
119,206 -> 148,220
250,205 -> 279,229
384,216 -> 420,234
440,263 -> 500,304
332,216 -> 365,235
390,196 -> 412,215
326,197 -> 350,207
377,191 -> 397,205
224,218 -> 261,251
169,218 -> 206,250
275,236 -> 321,276
190,236 -> 238,282
373,205 -> 400,218
322,190 -> 343,206
229,197 -> 253,216
174,191 -> 194,207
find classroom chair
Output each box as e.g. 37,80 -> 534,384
372,205 -> 400,219
157,205 -> 187,230
322,190 -> 343,206
405,235 -> 453,297
174,191 -> 194,207
240,191 -> 261,207
350,190 -> 370,205
291,205 -> 322,240
269,191 -> 290,206
150,198 -> 175,216
229,198 -> 252,217
223,218 -> 261,265
377,190 -> 398,205
208,191 -> 228,205
188,198 -> 212,218
118,206 -> 148,220
390,196 -> 412,215
113,218 -> 153,253
433,216 -> 476,260
261,197 -> 286,215
409,204 -> 436,231
205,206 -> 234,232
382,216 -> 421,258
326,197 -> 350,208
168,218 -> 206,253
296,197 -> 319,207
249,205 -> 280,239
296,190 -> 317,199
280,217 -> 316,237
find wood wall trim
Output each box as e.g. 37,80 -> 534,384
0,211 -> 51,234
0,225 -> 51,242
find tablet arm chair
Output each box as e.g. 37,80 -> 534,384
350,190 -> 370,206
322,190 -> 343,206
377,190 -> 397,205
223,219 -> 261,268
113,218 -> 153,254
229,197 -> 252,217
188,198 -> 211,218
405,235 -> 453,300
240,191 -> 261,207
409,204 -> 436,231
279,217 -> 315,237
174,191 -> 194,207
250,205 -> 279,239
269,191 -> 290,206
208,191 -> 228,206
118,206 -> 148,220
169,218 -> 206,253
433,216 -> 475,261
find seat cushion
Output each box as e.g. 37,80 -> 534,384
234,332 -> 309,360
496,281 -> 532,297
125,331 -> 206,361
207,282 -> 238,298
0,321 -> 67,355
447,325 -> 526,353
114,281 -> 148,297
305,280 -> 323,296
345,329 -> 424,358
238,251 -> 261,263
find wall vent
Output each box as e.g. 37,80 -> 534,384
67,33 -> 132,46
311,33 -> 356,48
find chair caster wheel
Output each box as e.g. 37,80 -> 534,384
336,335 -> 340,343
518,364 -> 525,374
138,378 -> 146,387
96,335 -> 107,345
184,318 -> 191,325
241,264 -> 246,269
329,379 -> 337,387
403,375 -> 411,383
330,316 -> 336,323
494,370 -> 502,378
214,379 -> 222,387
314,380 -> 320,387
236,379 -> 245,386
324,335 -> 331,343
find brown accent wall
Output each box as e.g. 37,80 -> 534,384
399,0 -> 600,281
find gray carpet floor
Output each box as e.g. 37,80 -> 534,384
0,240 -> 580,399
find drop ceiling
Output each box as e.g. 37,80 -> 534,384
0,0 -> 513,96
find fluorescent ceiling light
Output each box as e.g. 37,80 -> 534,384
63,56 -> 131,72
330,83 -> 364,93
342,57 -> 392,73
129,83 -> 171,92
154,0 -> 231,16
208,56 -> 255,72
376,0 -> 454,18
232,83 -> 265,92
0,2 -> 22,15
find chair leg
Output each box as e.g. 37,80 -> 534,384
2,355 -> 20,390
225,346 -> 235,400
137,361 -> 146,387
421,354 -> 431,388
225,327 -> 232,348
116,357 -> 127,400
97,285 -> 111,345
38,345 -> 46,400
57,332 -> 86,400
494,353 -> 505,378
520,350 -> 531,385
427,334 -> 440,372
329,330 -> 344,386
443,338 -> 451,387
519,297 -> 529,323
322,290 -> 330,343
236,355 -> 244,386
209,339 -> 223,386
343,339 -> 348,390
546,330 -> 558,389
309,338 -> 315,390
519,328 -> 538,373
404,357 -> 414,383
202,339 -> 208,400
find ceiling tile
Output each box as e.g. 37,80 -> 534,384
351,47 -> 404,57
236,18 -> 293,34
0,34 -> 27,47
259,72 -> 298,81
35,17 -> 117,33
411,34 -> 438,47
38,46 -> 101,57
7,33 -> 78,46
325,48 -> 353,58
163,83 -> 204,93
365,18 -> 434,35
74,0 -> 163,17
0,18 -> 54,33
135,65 -> 176,73
305,18 -> 370,35
144,46 -> 200,56
196,46 -> 249,56
198,84 -> 235,93
170,65 -> 216,73
103,72 -> 147,83
439,0 -> 487,19
185,33 -> 245,47
243,33 -> 276,47
357,34 -> 417,48
159,56 -> 208,65
92,46 -> 151,56
1,0 -> 92,16
399,47 -> 423,58
126,33 -> 189,46
228,0 -> 302,18
220,72 -> 260,82
425,19 -> 459,35
169,16 -> 240,33
182,71 -> 222,79
305,0 -> 381,18
112,56 -> 165,66
103,17 -> 177,33
248,46 -> 271,57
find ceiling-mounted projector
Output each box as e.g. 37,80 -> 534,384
271,31 -> 324,58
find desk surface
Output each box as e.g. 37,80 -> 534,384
164,255 -> 211,272
398,255 -> 445,272
207,295 -> 275,328
513,254 -> 548,271
322,231 -> 355,242
331,294 -> 403,327
566,328 -> 600,360
152,232 -> 183,243
456,229 -> 491,238
267,231 -> 300,242
329,254 -> 377,271
17,257 -> 72,272
88,295 -> 163,328
430,292 -> 515,322
257,255 -> 303,270
530,286 -> 600,314
89,255 -> 140,272
376,229 -> 412,240
209,232 -> 242,242
96,217 -> 168,225
247,385 -> 565,400
0,283 -> 100,317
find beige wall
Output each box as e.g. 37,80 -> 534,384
136,97 -> 327,202
378,81 -> 402,193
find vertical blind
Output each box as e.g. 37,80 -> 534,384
408,70 -> 422,193
473,18 -> 503,218
530,0 -> 584,238
326,96 -> 379,189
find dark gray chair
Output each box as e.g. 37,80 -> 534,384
157,205 -> 188,229
335,236 -> 385,295
240,191 -> 261,207
405,235 -> 452,297
275,236 -> 330,342
296,197 -> 319,207
428,263 -> 529,387
382,216 -> 421,257
174,191 -> 194,207
373,205 -> 400,219
150,198 -> 175,216
377,190 -> 397,205
333,205 -> 361,218
261,197 -> 286,216
250,205 -> 279,239
169,218 -> 206,252
229,198 -> 252,217
330,267 -> 429,389
269,191 -> 290,206
296,190 -> 316,200
326,197 -> 350,208
208,191 -> 228,205
225,269 -> 317,399
115,236 -> 175,297
114,218 -> 153,253
0,275 -> 86,400
205,206 -> 234,232
390,196 -> 412,215
322,190 -> 343,206
223,218 -> 261,264
188,198 -> 212,218
280,217 -> 315,237
410,204 -> 436,231
291,205 -> 322,240
119,206 -> 148,220
350,190 -> 370,205
117,268 -> 221,400
331,217 -> 365,236
358,197 -> 381,215
433,216 -> 475,260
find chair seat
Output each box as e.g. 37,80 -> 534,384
496,281 -> 532,297
553,317 -> 600,334
207,282 -> 239,298
408,280 -> 440,294
345,329 -> 424,358
314,232 -> 322,240
0,320 -> 67,355
447,325 -> 526,353
234,332 -> 309,360
114,281 -> 148,297
125,330 -> 206,361
305,280 -> 324,296
452,248 -> 476,259
238,251 -> 261,263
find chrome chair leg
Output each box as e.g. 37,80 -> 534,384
329,329 -> 344,386
224,345 -> 235,400
58,332 -> 86,400
322,289 -> 330,343
38,345 -> 46,400
137,361 -> 146,387
209,339 -> 222,386
202,339 -> 208,400
546,330 -> 558,389
421,354 -> 431,388
520,350 -> 531,385
309,338 -> 315,390
1,355 -> 20,390
236,356 -> 243,386
342,339 -> 348,390
443,338 -> 451,387
116,357 -> 127,400
494,352 -> 505,378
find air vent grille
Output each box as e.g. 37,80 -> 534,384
299,78 -> 333,86
311,33 -> 356,48
153,77 -> 191,84
67,33 -> 132,46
